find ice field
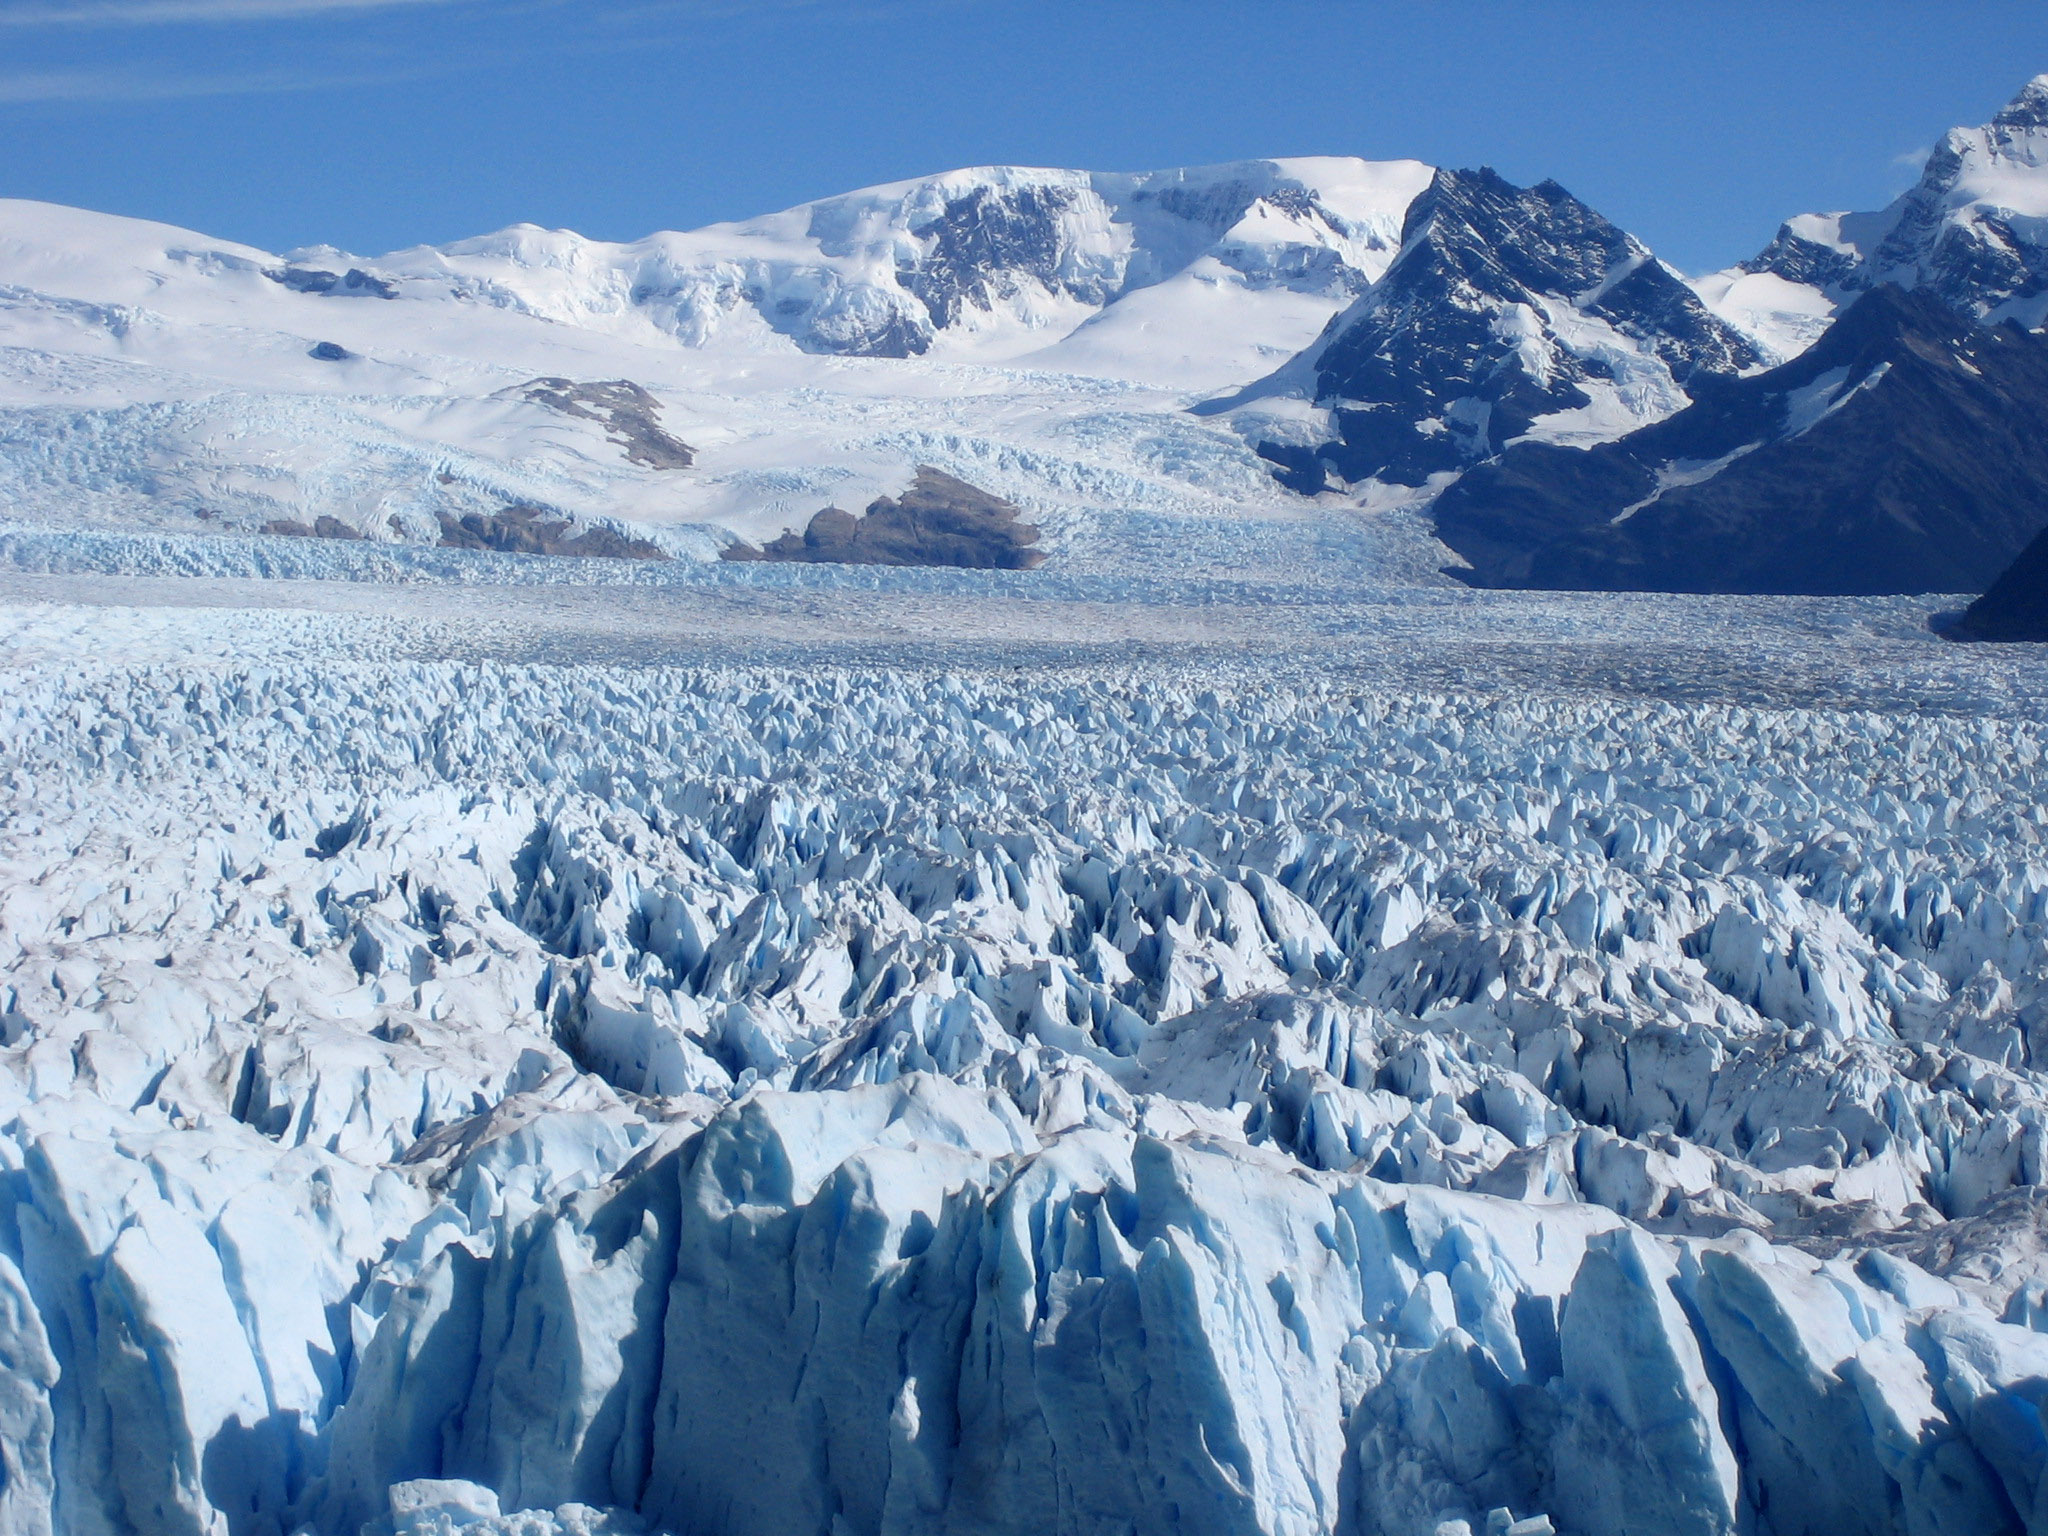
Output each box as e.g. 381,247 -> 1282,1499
4,563 -> 2048,1536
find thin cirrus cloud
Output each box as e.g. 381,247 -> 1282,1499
0,0 -> 830,22
0,0 -> 898,103
0,0 -> 467,22
0,0 -> 567,103
0,58 -> 442,101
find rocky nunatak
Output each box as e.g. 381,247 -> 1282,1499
520,377 -> 696,470
262,515 -> 365,541
435,506 -> 666,560
723,466 -> 1044,569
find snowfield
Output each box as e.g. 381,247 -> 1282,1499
0,160 -> 1437,564
5,577 -> 2048,1536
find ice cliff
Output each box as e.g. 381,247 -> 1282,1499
4,643 -> 2048,1535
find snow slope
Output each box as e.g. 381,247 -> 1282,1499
0,159 -> 1436,565
5,583 -> 2048,1535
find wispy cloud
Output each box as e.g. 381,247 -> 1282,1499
0,0 -> 942,103
0,58 -> 418,99
0,0 -> 465,23
0,0 -> 923,24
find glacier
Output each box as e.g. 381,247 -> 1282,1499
3,579 -> 2048,1535
4,73 -> 2048,1536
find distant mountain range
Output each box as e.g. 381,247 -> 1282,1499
1408,75 -> 2048,597
1227,75 -> 2048,599
1,76 -> 2045,595
214,156 -> 1435,386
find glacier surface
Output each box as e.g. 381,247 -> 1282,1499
4,579 -> 2048,1535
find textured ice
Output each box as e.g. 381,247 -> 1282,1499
3,585 -> 2048,1535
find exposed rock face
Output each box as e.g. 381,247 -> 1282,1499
308,341 -> 351,362
518,378 -> 695,470
1953,522 -> 2048,640
1233,167 -> 1762,493
899,183 -> 1112,334
262,505 -> 668,561
722,467 -> 1043,569
1432,285 -> 2048,594
265,265 -> 398,299
263,515 -> 365,540
435,507 -> 667,561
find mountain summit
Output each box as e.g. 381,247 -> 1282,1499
352,158 -> 1436,385
1216,166 -> 1762,495
1699,74 -> 2048,355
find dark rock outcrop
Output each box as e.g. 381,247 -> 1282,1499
1952,524 -> 2048,640
1431,285 -> 2048,594
520,379 -> 694,470
722,467 -> 1042,569
902,184 -> 1109,334
266,266 -> 397,299
308,341 -> 351,362
1221,167 -> 1761,492
262,515 -> 365,540
435,507 -> 667,560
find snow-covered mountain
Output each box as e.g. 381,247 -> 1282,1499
7,81 -> 2048,578
1215,167 -> 1764,497
1698,74 -> 2048,359
1406,76 -> 2048,598
371,159 -> 1435,374
0,160 -> 1442,568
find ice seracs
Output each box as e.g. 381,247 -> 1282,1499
3,608 -> 2048,1534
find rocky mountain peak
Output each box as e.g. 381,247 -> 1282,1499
1993,72 -> 2048,132
1712,74 -> 2048,354
1234,165 -> 1760,493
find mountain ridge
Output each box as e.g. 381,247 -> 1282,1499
1431,283 -> 2048,593
1696,72 -> 2048,357
1217,164 -> 1764,497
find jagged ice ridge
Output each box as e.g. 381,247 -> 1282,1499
5,624 -> 2048,1535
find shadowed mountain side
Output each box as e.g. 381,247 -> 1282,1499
1953,524 -> 2048,640
1431,286 -> 2048,594
723,467 -> 1043,569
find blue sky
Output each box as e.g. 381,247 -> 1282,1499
3,0 -> 2047,273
